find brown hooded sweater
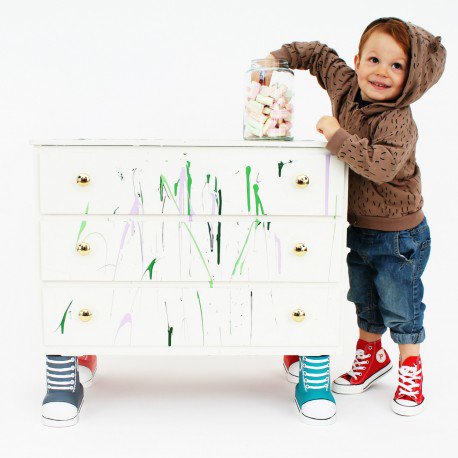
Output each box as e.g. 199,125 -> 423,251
271,21 -> 446,231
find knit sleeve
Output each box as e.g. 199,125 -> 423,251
271,41 -> 354,102
326,110 -> 418,184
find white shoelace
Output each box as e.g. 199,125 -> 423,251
347,349 -> 371,379
302,357 -> 330,390
398,365 -> 421,399
46,357 -> 76,391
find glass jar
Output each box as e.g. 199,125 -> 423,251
244,58 -> 294,141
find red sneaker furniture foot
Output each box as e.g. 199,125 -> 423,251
78,355 -> 97,388
283,355 -> 300,383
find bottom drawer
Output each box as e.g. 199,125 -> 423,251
43,285 -> 342,351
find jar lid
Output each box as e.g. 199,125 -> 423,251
250,58 -> 290,69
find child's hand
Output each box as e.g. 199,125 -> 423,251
316,116 -> 341,141
251,54 -> 276,86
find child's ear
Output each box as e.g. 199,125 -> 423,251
354,54 -> 360,70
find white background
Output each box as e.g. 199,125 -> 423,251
1,0 -> 457,456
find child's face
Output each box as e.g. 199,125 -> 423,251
354,31 -> 409,103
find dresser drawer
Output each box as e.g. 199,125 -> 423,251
43,285 -> 341,349
39,146 -> 345,217
41,217 -> 343,283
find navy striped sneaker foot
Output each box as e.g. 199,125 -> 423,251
42,355 -> 84,428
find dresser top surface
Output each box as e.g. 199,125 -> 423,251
31,139 -> 327,148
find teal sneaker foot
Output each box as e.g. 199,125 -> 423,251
295,355 -> 336,425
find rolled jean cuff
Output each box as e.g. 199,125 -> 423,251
390,328 -> 425,344
357,317 -> 387,335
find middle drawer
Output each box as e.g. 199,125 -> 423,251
41,217 -> 343,283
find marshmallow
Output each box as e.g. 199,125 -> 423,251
266,128 -> 283,138
255,94 -> 274,106
270,108 -> 289,120
277,96 -> 286,108
260,85 -> 273,97
248,81 -> 261,99
247,99 -> 265,114
246,111 -> 268,123
246,115 -> 265,130
245,123 -> 263,137
262,118 -> 276,135
262,107 -> 272,115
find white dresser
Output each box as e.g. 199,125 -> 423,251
35,140 -> 348,356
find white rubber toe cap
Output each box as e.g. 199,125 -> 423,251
79,365 -> 94,387
301,399 -> 336,420
394,399 -> 417,407
392,398 -> 426,416
333,376 -> 351,386
42,402 -> 78,422
288,361 -> 299,377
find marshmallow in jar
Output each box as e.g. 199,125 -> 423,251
244,59 -> 294,140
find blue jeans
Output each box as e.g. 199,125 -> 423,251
346,217 -> 431,344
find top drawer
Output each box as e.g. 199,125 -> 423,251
39,146 -> 345,216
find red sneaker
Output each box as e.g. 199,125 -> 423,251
392,355 -> 425,416
332,339 -> 392,394
78,355 -> 97,388
283,355 -> 299,383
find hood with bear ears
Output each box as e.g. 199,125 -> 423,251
354,21 -> 446,116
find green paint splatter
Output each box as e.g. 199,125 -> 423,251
186,161 -> 192,215
267,222 -> 271,230
164,302 -> 173,346
232,219 -> 260,276
277,160 -> 293,177
160,174 -> 214,287
245,166 -> 251,212
253,184 -> 265,215
197,291 -> 205,345
139,182 -> 144,206
218,189 -> 222,215
174,179 -> 180,196
76,203 -> 89,244
113,207 -> 119,214
214,177 -> 218,193
168,326 -> 173,346
206,174 -> 210,184
56,300 -> 73,334
159,176 -> 164,201
142,258 -> 157,280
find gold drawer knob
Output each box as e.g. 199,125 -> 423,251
78,309 -> 93,322
292,309 -> 306,323
295,174 -> 310,188
76,242 -> 91,255
76,173 -> 91,186
294,242 -> 308,256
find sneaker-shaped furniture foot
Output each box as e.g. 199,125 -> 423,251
283,355 -> 299,383
78,355 -> 97,388
295,356 -> 336,425
42,355 -> 84,428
